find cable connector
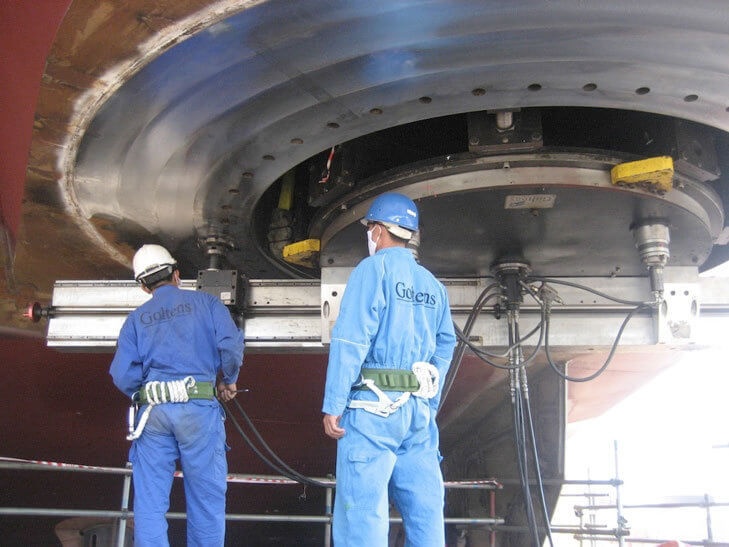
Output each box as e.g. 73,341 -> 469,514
537,283 -> 562,312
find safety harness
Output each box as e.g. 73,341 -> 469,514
126,377 -> 215,440
348,362 -> 439,417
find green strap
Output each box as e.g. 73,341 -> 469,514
135,381 -> 215,404
356,368 -> 420,392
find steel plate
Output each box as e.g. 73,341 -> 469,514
68,0 -> 729,276
318,153 -> 720,276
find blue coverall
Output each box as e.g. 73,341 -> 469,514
110,284 -> 244,547
322,247 -> 456,546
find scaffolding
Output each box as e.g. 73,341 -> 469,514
0,456 -> 503,547
4,440 -> 724,546
573,495 -> 729,546
0,456 -> 630,546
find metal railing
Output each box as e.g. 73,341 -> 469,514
1,454 -> 642,546
10,441 -> 720,546
0,456 -> 504,547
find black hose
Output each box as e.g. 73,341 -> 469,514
441,284 -> 545,407
527,277 -> 647,307
222,403 -> 299,481
443,275 -> 650,547
513,376 -> 540,546
512,322 -> 541,547
231,399 -> 329,487
471,320 -> 543,359
544,304 -> 649,382
453,324 -> 519,369
523,387 -> 555,547
439,288 -> 501,408
223,400 -> 329,488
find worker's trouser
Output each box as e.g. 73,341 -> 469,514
129,399 -> 228,547
333,396 -> 445,547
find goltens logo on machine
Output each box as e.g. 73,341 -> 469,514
395,281 -> 437,308
140,303 -> 193,326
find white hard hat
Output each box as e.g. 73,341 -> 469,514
132,244 -> 177,282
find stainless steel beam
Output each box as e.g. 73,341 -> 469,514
44,270 -> 729,351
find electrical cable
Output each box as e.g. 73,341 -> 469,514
222,400 -> 329,488
318,146 -> 336,184
544,303 -> 649,382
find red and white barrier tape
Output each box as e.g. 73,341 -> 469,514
0,456 -> 319,485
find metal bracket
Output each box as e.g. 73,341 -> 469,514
656,268 -> 700,343
320,267 -> 351,344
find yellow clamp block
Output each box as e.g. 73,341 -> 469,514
282,239 -> 320,267
610,156 -> 674,194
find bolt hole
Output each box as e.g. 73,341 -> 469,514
262,154 -> 275,161
691,255 -> 699,264
684,290 -> 689,296
290,137 -> 304,145
327,258 -> 334,265
369,108 -> 383,115
684,94 -> 698,102
635,87 -> 650,95
583,83 -> 597,92
527,83 -> 542,92
419,96 -> 432,104
327,122 -> 340,129
472,88 -> 486,96
670,290 -> 676,296
332,291 -> 338,297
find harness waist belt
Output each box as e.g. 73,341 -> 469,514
135,381 -> 215,404
356,368 -> 420,392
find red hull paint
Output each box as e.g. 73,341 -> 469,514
0,1 -> 72,241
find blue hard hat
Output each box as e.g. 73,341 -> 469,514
361,193 -> 419,232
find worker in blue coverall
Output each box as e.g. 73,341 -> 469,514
322,193 -> 456,546
110,244 -> 244,547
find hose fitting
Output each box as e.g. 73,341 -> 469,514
631,221 -> 670,304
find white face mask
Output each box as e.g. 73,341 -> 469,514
367,225 -> 380,256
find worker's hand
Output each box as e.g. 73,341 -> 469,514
217,381 -> 237,402
323,414 -> 345,439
